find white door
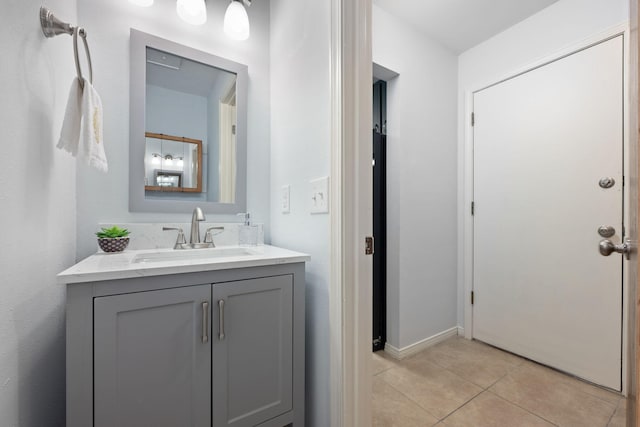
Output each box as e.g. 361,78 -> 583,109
473,36 -> 624,390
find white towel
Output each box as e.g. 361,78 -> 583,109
57,78 -> 82,156
56,78 -> 108,172
81,79 -> 107,172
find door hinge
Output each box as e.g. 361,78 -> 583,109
471,201 -> 475,216
365,236 -> 375,255
471,112 -> 475,126
471,291 -> 475,305
232,124 -> 236,135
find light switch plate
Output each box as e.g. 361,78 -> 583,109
309,177 -> 329,214
281,185 -> 290,213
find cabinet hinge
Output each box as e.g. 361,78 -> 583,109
471,112 -> 475,126
471,291 -> 475,305
471,201 -> 475,216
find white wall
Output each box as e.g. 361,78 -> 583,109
75,0 -> 271,259
373,6 -> 459,349
0,1 -> 78,425
269,0 -> 331,425
457,0 -> 630,328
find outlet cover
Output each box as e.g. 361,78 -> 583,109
281,185 -> 290,213
309,177 -> 329,214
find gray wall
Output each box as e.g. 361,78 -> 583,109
373,5 -> 459,349
0,1 -> 78,426
269,0 -> 332,425
75,0 -> 271,259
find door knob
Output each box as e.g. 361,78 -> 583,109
599,239 -> 631,260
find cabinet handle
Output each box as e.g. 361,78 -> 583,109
202,301 -> 209,343
218,299 -> 225,340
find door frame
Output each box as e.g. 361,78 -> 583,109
460,23 -> 631,393
329,0 -> 373,425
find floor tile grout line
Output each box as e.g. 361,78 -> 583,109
374,371 -> 443,421
436,389 -> 489,425
484,389 -> 560,426
488,373 -> 619,427
605,398 -> 624,426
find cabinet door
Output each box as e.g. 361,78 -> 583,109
212,275 -> 293,426
94,285 -> 211,427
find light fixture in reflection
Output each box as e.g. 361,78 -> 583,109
164,154 -> 174,166
224,0 -> 250,41
151,153 -> 161,165
177,0 -> 207,25
129,0 -> 154,6
177,157 -> 184,168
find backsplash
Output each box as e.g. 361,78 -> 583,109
98,222 -> 264,251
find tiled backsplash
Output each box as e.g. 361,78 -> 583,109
98,223 -> 264,251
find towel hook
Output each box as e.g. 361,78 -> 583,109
40,6 -> 93,90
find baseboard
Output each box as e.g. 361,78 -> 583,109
383,326 -> 459,360
457,326 -> 465,336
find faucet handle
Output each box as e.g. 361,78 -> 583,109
163,227 -> 188,249
203,226 -> 225,246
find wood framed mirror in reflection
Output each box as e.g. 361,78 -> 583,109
144,132 -> 202,193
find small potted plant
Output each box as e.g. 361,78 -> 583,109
96,226 -> 131,253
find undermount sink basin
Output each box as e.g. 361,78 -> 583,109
132,247 -> 256,264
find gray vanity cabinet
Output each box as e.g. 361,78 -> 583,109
212,276 -> 293,426
65,263 -> 305,427
93,285 -> 212,427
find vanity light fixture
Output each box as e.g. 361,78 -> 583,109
128,0 -> 154,7
177,157 -> 184,168
176,0 -> 207,25
130,0 -> 251,40
164,154 -> 174,166
224,0 -> 251,41
151,153 -> 161,165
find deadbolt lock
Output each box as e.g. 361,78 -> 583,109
599,177 -> 615,189
597,226 -> 616,238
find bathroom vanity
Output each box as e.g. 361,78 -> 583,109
58,246 -> 308,427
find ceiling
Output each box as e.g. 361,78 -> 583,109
372,0 -> 559,54
146,48 -> 236,98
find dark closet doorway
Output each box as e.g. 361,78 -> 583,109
372,80 -> 387,352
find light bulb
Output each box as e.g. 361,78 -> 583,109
164,155 -> 173,166
177,157 -> 184,168
224,1 -> 250,41
129,0 -> 154,6
151,153 -> 161,165
177,0 -> 207,25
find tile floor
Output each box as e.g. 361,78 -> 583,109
372,337 -> 626,427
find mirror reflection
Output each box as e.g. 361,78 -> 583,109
145,47 -> 237,203
144,132 -> 202,192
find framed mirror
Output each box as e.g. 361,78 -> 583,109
130,29 -> 248,213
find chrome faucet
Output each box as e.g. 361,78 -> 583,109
190,207 -> 206,244
164,207 -> 225,249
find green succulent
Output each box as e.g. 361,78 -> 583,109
96,226 -> 131,239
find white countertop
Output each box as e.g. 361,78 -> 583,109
57,245 -> 310,284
